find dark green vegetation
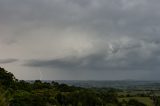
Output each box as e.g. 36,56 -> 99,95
0,67 -> 159,106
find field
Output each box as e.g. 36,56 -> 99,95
119,97 -> 154,106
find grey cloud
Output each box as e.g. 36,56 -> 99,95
24,52 -> 160,72
0,58 -> 18,64
1,0 -> 160,41
1,0 -> 160,33
24,38 -> 160,71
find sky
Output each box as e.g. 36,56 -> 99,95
0,0 -> 160,80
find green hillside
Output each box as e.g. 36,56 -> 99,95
0,67 -> 158,106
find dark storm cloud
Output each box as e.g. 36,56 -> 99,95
1,0 -> 160,40
0,59 -> 18,64
24,53 -> 160,71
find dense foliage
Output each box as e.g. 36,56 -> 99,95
0,67 -> 150,106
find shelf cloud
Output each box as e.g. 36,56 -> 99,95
0,59 -> 18,64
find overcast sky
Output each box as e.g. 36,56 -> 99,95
0,0 -> 160,80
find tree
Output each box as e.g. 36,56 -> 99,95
0,86 -> 9,106
0,67 -> 17,88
